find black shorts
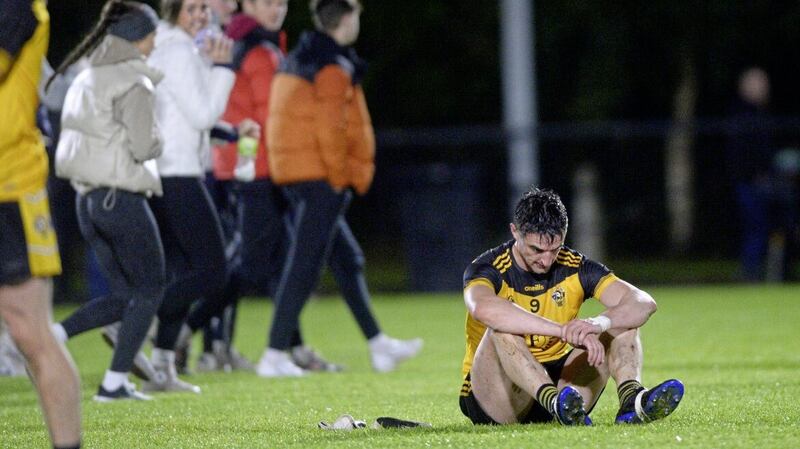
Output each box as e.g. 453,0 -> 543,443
0,192 -> 61,286
459,352 -> 571,425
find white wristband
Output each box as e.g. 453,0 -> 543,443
586,315 -> 612,332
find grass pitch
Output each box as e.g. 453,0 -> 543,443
1,284 -> 799,448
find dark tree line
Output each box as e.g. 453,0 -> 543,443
48,1 -> 800,127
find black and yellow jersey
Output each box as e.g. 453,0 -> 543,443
0,0 -> 49,201
460,239 -> 619,390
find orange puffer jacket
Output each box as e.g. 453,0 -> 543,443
267,31 -> 375,195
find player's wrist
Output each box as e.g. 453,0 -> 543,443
586,315 -> 612,332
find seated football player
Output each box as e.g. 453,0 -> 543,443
459,187 -> 684,426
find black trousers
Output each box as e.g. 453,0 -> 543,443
267,181 -> 380,350
149,177 -> 227,350
186,179 -> 286,332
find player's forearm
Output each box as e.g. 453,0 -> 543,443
602,289 -> 657,330
472,297 -> 563,337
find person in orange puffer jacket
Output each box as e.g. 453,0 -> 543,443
256,0 -> 422,378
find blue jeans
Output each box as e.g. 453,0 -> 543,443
61,188 -> 165,373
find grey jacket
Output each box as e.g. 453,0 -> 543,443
56,35 -> 164,196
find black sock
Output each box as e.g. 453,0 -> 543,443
54,443 -> 80,449
617,379 -> 645,408
536,384 -> 559,416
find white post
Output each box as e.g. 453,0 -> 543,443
501,0 -> 538,211
572,163 -> 605,261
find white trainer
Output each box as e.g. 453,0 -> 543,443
142,349 -> 201,394
195,352 -> 220,373
369,334 -> 424,373
228,347 -> 254,371
256,349 -> 306,378
290,345 -> 344,372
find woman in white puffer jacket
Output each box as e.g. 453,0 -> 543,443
141,0 -> 244,393
52,0 -> 164,402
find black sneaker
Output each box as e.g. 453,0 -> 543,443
93,382 -> 153,402
615,379 -> 684,424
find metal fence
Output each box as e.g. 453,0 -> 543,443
346,117 -> 800,289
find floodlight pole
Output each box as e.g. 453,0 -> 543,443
500,0 -> 538,214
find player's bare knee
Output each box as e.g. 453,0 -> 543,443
5,318 -> 44,360
489,330 -> 528,357
489,329 -> 524,346
609,327 -> 640,344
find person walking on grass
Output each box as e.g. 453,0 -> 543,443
179,0 -> 292,374
184,0 -> 355,375
259,0 -> 422,377
138,0 -> 244,394
459,187 -> 684,426
50,0 -> 166,402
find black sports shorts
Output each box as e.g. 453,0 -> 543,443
0,193 -> 61,285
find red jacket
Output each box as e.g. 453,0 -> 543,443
213,15 -> 286,180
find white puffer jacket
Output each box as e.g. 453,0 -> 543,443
56,35 -> 164,196
148,22 -> 235,177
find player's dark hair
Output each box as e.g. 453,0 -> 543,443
310,0 -> 360,32
513,187 -> 568,243
45,0 -> 138,92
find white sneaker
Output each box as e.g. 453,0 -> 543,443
318,414 -> 367,431
369,334 -> 423,373
142,372 -> 201,394
291,345 -> 344,372
195,352 -> 220,373
142,349 -> 201,394
228,347 -> 254,371
256,349 -> 306,378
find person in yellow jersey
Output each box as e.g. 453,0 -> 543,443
460,187 -> 684,427
0,1 -> 82,448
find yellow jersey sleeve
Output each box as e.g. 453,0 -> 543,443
0,0 -> 49,201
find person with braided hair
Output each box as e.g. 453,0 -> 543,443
0,0 -> 82,446
48,0 -> 167,402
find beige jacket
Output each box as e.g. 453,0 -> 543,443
56,35 -> 164,196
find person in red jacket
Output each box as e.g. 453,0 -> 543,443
178,0 -> 291,372
257,0 -> 423,377
185,0 -> 343,372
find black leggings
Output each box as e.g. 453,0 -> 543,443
61,189 -> 165,373
149,177 -> 227,350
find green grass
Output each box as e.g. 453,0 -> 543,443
2,285 -> 800,448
